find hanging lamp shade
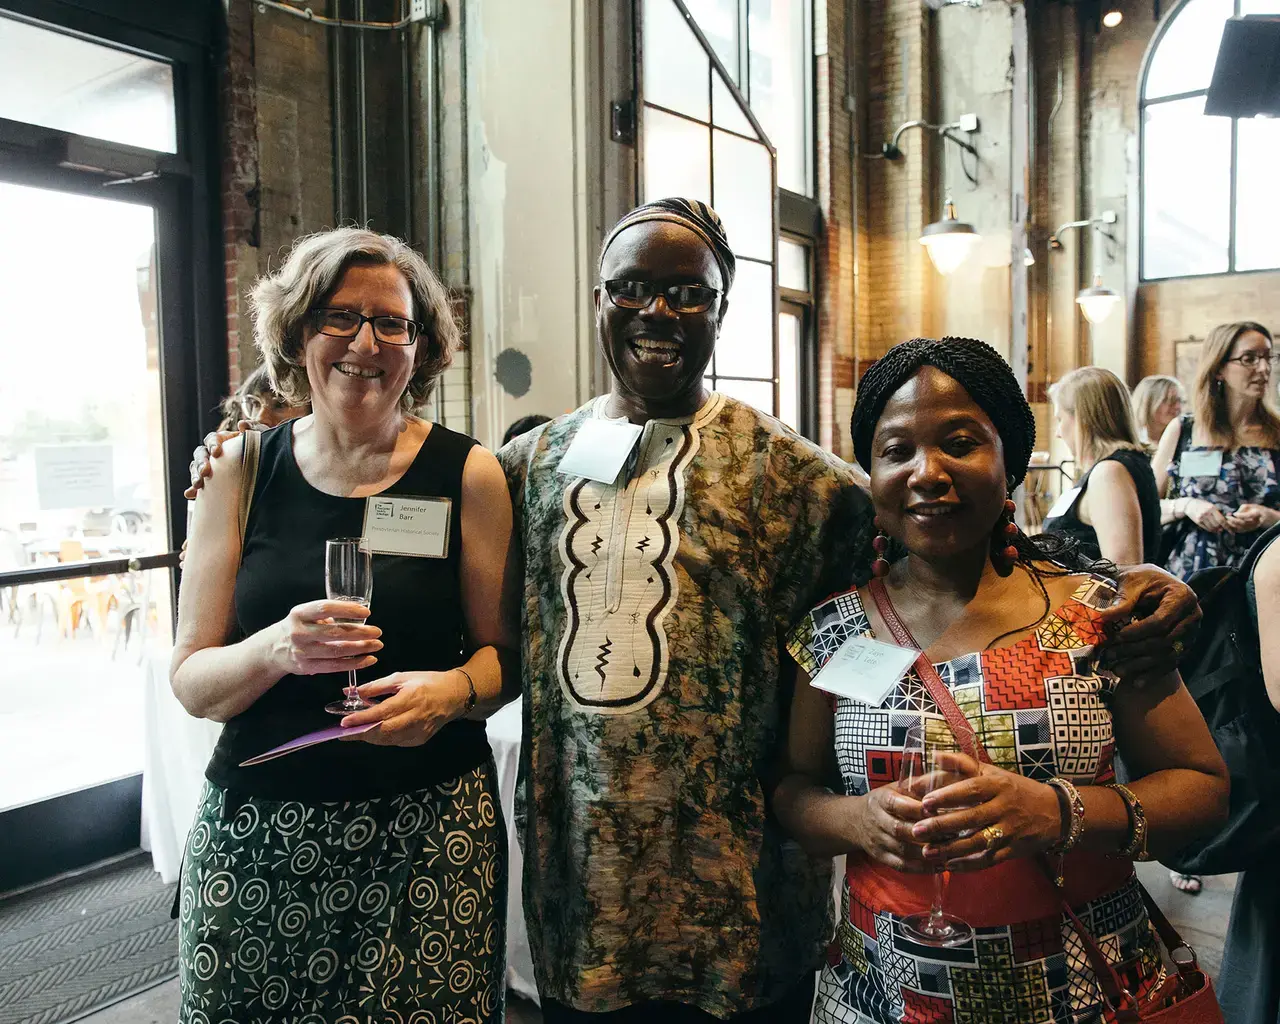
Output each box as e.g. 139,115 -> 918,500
920,199 -> 981,276
1076,274 -> 1121,324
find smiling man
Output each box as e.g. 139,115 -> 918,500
497,199 -> 873,1021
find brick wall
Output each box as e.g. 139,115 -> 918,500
221,0 -> 258,391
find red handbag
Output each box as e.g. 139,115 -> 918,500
867,579 -> 1225,1024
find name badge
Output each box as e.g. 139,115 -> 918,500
557,418 -> 644,485
1179,450 -> 1223,478
809,634 -> 921,707
1046,486 -> 1082,520
362,495 -> 451,558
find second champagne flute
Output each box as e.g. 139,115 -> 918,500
324,537 -> 374,715
897,720 -> 975,947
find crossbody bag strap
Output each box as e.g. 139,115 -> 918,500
866,578 -> 990,766
238,428 -> 261,551
864,576 -> 1191,1020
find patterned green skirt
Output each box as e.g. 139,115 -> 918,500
178,761 -> 506,1023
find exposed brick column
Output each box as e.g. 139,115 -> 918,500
220,0 -> 260,392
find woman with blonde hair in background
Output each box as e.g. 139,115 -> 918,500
1132,374 -> 1186,450
1045,367 -> 1162,565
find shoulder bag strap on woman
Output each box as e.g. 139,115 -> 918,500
238,428 -> 261,551
865,577 -> 1220,1023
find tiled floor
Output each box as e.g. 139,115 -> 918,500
81,868 -> 1232,1024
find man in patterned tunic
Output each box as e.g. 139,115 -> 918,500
498,198 -> 874,1021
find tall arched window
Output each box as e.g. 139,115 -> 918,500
1141,0 -> 1280,279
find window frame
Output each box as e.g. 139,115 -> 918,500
1138,0 -> 1279,282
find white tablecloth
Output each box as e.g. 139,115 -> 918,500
485,700 -> 538,1003
140,658 -> 537,1002
140,649 -> 223,884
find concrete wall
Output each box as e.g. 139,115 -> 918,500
460,0 -> 596,450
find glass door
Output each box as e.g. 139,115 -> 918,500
0,3 -> 222,892
0,182 -> 172,809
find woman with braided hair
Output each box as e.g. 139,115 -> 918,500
773,337 -> 1227,1024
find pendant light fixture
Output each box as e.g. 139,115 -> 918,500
1076,274 -> 1121,324
920,195 -> 982,276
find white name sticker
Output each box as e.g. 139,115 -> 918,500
557,418 -> 644,485
1180,450 -> 1223,478
1046,486 -> 1082,520
809,634 -> 921,707
362,495 -> 452,558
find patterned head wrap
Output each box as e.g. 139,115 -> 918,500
850,337 -> 1037,487
599,198 -> 737,295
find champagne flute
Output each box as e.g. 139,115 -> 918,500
324,537 -> 374,715
897,720 -> 975,947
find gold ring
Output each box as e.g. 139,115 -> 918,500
981,825 -> 1004,849
1171,639 -> 1185,657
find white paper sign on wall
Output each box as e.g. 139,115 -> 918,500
34,444 -> 114,511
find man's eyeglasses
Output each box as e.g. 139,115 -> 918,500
602,279 -> 721,314
1224,351 -> 1278,370
309,307 -> 421,346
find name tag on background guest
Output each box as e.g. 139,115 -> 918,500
810,634 -> 921,707
1179,450 -> 1223,478
1046,486 -> 1082,520
557,418 -> 644,485
362,495 -> 451,558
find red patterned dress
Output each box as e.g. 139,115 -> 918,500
786,576 -> 1169,1024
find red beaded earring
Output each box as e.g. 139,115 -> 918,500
872,518 -> 891,578
992,498 -> 1020,576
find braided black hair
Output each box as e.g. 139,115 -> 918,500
851,337 -> 1037,486
851,337 -> 1113,647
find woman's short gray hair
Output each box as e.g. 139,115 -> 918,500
250,227 -> 459,412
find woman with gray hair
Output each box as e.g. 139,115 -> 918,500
171,227 -> 516,1022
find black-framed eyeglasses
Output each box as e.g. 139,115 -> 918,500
1224,351 -> 1278,370
602,279 -> 721,314
309,307 -> 421,346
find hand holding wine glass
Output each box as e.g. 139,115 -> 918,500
897,720 -> 975,947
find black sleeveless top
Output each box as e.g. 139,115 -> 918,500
205,420 -> 489,800
1044,448 -> 1162,562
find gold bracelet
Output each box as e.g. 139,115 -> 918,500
1046,777 -> 1085,856
1107,782 -> 1151,861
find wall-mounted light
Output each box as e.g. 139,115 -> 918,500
884,115 -> 983,275
921,195 -> 982,276
1049,210 -> 1121,325
1076,275 -> 1122,324
1024,248 -> 1036,267
1102,9 -> 1123,28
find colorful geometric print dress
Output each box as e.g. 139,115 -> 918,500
786,576 -> 1170,1024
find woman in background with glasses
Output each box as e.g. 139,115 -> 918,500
170,228 -> 516,1023
1153,320 -> 1280,580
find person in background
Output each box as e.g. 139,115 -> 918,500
1217,524 -> 1280,1024
172,227 -> 516,1022
1132,374 -> 1186,451
775,338 -> 1228,1024
502,414 -> 551,447
1152,321 -> 1280,893
216,363 -> 310,432
1046,366 -> 1162,564
1154,320 -> 1280,579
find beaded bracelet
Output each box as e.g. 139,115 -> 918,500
1107,782 -> 1151,861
